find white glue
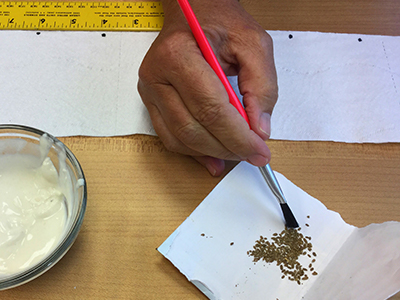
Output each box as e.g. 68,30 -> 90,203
0,136 -> 68,277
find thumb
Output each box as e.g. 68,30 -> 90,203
236,33 -> 278,141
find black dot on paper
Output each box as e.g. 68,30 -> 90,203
288,34 -> 293,39
36,32 -> 41,35
101,33 -> 106,37
358,38 -> 362,42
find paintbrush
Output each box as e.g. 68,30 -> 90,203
176,0 -> 299,228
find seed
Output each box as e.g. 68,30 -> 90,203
248,227 -> 318,284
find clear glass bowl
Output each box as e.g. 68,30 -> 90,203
0,124 -> 87,290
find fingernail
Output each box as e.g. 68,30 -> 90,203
247,154 -> 269,166
259,112 -> 271,140
205,163 -> 217,176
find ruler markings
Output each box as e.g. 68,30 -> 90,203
0,1 -> 164,31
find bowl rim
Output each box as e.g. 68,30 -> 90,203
0,124 -> 87,290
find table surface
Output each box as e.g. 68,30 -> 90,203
3,0 -> 400,299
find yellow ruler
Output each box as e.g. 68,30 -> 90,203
0,1 -> 164,31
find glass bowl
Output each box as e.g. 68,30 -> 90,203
0,124 -> 87,290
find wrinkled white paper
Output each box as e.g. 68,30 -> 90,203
0,30 -> 399,142
158,162 -> 400,300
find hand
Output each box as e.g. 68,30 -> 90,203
138,0 -> 278,176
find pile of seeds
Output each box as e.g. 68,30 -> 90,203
247,227 -> 317,284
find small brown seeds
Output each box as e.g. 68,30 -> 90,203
248,227 -> 318,284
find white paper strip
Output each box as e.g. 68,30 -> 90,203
1,30 -> 399,142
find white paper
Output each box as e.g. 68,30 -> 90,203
0,30 -> 399,142
268,31 -> 400,143
158,162 -> 400,300
0,30 -> 158,137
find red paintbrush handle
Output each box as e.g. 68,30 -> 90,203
176,0 -> 250,125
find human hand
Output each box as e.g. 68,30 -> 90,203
138,0 -> 278,176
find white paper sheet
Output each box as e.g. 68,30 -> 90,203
158,162 -> 400,300
0,31 -> 158,137
1,30 -> 399,143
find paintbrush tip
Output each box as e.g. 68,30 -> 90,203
280,203 -> 299,228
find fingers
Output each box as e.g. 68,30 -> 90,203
139,77 -> 241,161
165,46 -> 271,165
192,156 -> 225,177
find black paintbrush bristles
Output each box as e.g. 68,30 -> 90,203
280,203 -> 299,228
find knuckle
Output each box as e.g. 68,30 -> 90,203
195,102 -> 223,128
259,31 -> 273,48
137,79 -> 146,98
259,81 -> 278,108
138,59 -> 155,90
216,148 -> 241,161
138,63 -> 149,84
268,85 -> 279,105
161,137 -> 181,153
174,122 -> 200,147
246,27 -> 273,48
